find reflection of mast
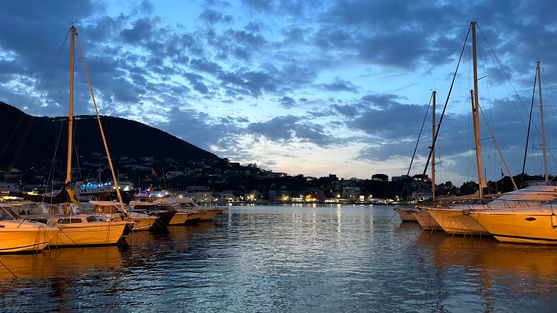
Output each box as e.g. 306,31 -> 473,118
431,90 -> 436,204
471,21 -> 487,200
537,61 -> 549,182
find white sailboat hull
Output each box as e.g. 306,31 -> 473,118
49,220 -> 127,246
128,213 -> 157,231
394,208 -> 417,222
427,207 -> 489,236
168,211 -> 189,225
0,220 -> 58,253
472,209 -> 557,244
412,208 -> 442,231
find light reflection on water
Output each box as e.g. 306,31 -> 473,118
1,205 -> 557,312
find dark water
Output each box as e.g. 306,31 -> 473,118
1,205 -> 557,312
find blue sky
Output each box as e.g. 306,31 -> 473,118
1,0 -> 557,184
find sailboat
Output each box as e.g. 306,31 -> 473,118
412,90 -> 442,231
29,26 -> 128,247
0,203 -> 58,253
395,91 -> 438,224
422,21 -> 520,236
470,61 -> 557,244
173,195 -> 226,222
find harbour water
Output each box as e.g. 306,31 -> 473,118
1,204 -> 557,312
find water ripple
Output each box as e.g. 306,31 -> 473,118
2,205 -> 557,312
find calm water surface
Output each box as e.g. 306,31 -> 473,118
1,205 -> 557,312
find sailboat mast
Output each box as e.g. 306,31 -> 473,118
537,61 -> 549,182
65,26 -> 77,186
431,90 -> 436,204
471,21 -> 486,200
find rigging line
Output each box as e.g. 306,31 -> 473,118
478,27 -> 531,131
478,37 -> 498,182
478,27 -> 528,112
538,65 -> 557,176
478,104 -> 517,190
44,120 -> 65,204
32,31 -> 71,115
2,31 -> 70,166
400,93 -> 433,196
406,94 -> 433,176
520,67 -> 538,187
76,35 -> 127,214
422,26 -> 471,177
73,119 -> 81,179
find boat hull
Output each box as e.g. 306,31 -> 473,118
0,222 -> 57,253
198,210 -> 219,222
168,211 -> 189,225
184,211 -> 203,224
129,214 -> 157,231
49,221 -> 127,247
472,210 -> 557,244
427,207 -> 489,236
412,209 -> 442,231
394,208 -> 417,222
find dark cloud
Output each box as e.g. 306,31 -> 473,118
279,96 -> 296,108
244,22 -> 264,32
247,115 -> 334,146
157,106 -> 241,150
140,0 -> 155,14
248,115 -> 298,141
184,73 -> 210,94
281,26 -> 310,44
361,94 -> 406,108
2,0 -> 557,180
120,18 -> 156,44
189,58 -> 222,74
333,104 -> 358,117
319,78 -> 357,92
199,9 -> 233,24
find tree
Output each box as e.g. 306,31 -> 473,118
459,181 -> 478,195
371,173 -> 388,182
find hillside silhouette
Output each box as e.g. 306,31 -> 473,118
0,101 -> 220,169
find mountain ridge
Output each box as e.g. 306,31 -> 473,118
0,101 -> 220,169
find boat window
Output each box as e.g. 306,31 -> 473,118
0,208 -> 16,221
87,216 -> 99,222
86,216 -> 107,222
60,218 -> 82,224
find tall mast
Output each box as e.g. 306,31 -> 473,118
65,26 -> 77,186
76,34 -> 127,213
471,21 -> 486,200
431,90 -> 436,204
537,61 -> 549,182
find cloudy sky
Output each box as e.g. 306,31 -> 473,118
1,0 -> 557,184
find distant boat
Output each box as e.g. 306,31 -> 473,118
76,180 -> 135,202
129,196 -> 178,229
174,195 -> 227,222
88,200 -> 157,232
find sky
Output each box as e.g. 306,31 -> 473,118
1,0 -> 557,185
